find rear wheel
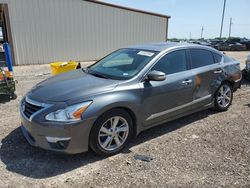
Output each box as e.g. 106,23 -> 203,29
89,109 -> 133,156
214,83 -> 233,111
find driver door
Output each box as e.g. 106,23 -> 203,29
140,49 -> 195,127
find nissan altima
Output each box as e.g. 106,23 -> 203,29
20,42 -> 242,156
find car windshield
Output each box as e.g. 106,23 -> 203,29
87,48 -> 158,80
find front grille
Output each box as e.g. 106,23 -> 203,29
23,100 -> 44,119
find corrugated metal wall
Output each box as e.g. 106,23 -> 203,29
0,0 -> 168,65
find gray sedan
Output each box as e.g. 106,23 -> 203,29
20,42 -> 242,156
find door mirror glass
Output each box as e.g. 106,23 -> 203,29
147,70 -> 166,81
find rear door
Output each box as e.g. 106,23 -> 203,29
188,49 -> 223,108
141,49 -> 195,127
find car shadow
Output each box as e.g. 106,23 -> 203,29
244,81 -> 250,87
244,104 -> 250,108
127,108 -> 216,151
241,72 -> 250,86
0,94 -> 11,103
0,108 -> 215,179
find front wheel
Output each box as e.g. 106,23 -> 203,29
214,83 -> 233,111
89,109 -> 133,156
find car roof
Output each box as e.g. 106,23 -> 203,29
128,42 -> 221,54
128,42 -> 201,52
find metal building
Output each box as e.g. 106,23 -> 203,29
0,0 -> 170,65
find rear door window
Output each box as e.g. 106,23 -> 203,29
190,49 -> 214,68
152,50 -> 188,75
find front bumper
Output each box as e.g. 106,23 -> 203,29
20,110 -> 96,154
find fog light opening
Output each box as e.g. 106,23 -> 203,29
46,136 -> 71,150
46,136 -> 71,143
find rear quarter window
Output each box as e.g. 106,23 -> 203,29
213,53 -> 222,63
224,55 -> 235,63
190,49 -> 214,68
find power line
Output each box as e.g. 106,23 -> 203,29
220,0 -> 227,39
201,26 -> 204,39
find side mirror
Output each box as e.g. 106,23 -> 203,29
146,70 -> 166,81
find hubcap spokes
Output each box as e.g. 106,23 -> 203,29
98,116 -> 129,151
217,85 -> 231,108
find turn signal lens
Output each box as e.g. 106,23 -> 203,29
72,105 -> 90,119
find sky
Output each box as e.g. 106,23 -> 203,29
103,0 -> 250,39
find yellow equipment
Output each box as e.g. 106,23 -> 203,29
50,61 -> 79,75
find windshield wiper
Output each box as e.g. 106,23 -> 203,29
82,67 -> 89,73
88,69 -> 109,79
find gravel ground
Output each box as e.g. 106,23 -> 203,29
0,52 -> 249,188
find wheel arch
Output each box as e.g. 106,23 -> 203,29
113,106 -> 138,138
221,80 -> 234,88
213,79 -> 235,97
89,103 -> 140,140
213,80 -> 233,111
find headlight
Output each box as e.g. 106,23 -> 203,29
45,101 -> 92,122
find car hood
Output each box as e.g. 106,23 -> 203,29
27,69 -> 120,102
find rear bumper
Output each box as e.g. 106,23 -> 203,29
20,112 -> 96,154
233,81 -> 241,92
232,78 -> 241,92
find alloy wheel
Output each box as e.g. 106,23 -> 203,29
98,116 -> 129,151
217,84 -> 232,108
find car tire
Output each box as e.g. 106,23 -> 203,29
89,109 -> 133,156
214,82 -> 233,111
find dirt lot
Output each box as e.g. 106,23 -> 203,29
0,51 -> 249,188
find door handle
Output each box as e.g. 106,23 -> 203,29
214,69 -> 223,74
182,79 -> 192,85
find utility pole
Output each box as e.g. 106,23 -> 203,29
220,0 -> 227,39
229,17 -> 233,38
189,32 -> 192,40
201,26 -> 204,39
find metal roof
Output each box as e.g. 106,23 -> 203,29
85,0 -> 171,19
